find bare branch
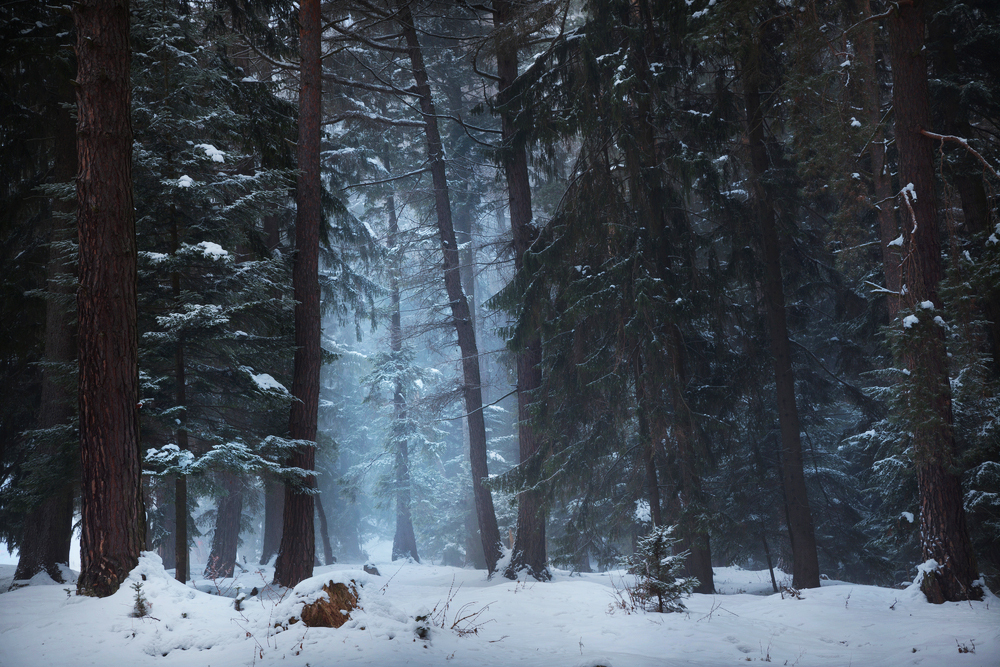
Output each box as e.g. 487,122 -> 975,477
920,129 -> 1000,181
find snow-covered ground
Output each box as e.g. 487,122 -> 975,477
1,544 -> 997,667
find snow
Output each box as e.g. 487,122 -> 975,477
900,511 -> 914,524
902,182 -> 917,201
197,241 -> 229,259
902,314 -> 919,328
1,550 -> 996,667
887,234 -> 904,247
195,144 -> 226,163
177,175 -> 194,188
245,368 -> 288,394
919,300 -> 934,310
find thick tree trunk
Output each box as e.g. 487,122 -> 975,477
74,0 -> 143,598
274,0 -> 321,589
205,473 -> 243,578
388,198 -> 419,563
886,0 -> 982,603
743,37 -> 821,590
493,0 -> 548,582
396,1 -> 502,574
259,478 -> 284,565
15,90 -> 77,584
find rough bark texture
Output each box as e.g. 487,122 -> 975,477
273,0 -> 320,589
14,92 -> 77,584
388,198 -> 419,563
887,0 -> 982,603
74,0 -> 143,598
259,478 -> 284,565
397,0 -> 502,574
744,36 -> 821,590
204,474 -> 243,579
493,0 -> 548,582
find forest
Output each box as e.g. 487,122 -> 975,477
1,0 -> 999,628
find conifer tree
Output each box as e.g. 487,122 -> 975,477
74,0 -> 144,598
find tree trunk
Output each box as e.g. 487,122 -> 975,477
886,0 -> 982,603
493,0 -> 548,582
205,473 -> 243,579
388,197 -> 419,563
259,478 -> 284,565
273,0 -> 321,589
743,35 -> 820,590
315,492 -> 335,566
15,86 -> 77,584
74,0 -> 143,598
396,0 -> 502,574
175,474 -> 189,582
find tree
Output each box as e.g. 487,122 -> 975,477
741,10 -> 821,590
885,0 -> 982,603
274,0 -> 321,588
74,0 -> 143,598
393,0 -> 504,574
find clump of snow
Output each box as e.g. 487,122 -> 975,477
197,241 -> 228,259
245,368 -> 288,394
919,300 -> 935,310
900,511 -> 915,523
902,314 -> 920,328
195,144 -> 225,163
850,116 -> 861,127
902,182 -> 917,201
177,175 -> 194,188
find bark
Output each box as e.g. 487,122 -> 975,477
886,0 -> 982,603
743,35 -> 820,590
396,0 -> 502,573
171,195 -> 190,584
493,0 -> 549,582
74,0 -> 143,598
315,492 -> 335,566
175,474 -> 189,582
274,0 -> 321,589
259,478 -> 284,565
388,197 -> 419,563
14,86 -> 77,584
205,473 -> 243,579
856,0 -> 902,318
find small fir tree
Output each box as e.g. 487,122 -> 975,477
624,525 -> 697,613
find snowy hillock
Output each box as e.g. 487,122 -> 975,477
1,550 -> 997,666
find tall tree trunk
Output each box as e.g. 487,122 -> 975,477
886,0 -> 982,603
74,0 -> 143,598
493,0 -> 548,582
171,197 -> 190,584
388,197 -> 419,563
274,0 -> 321,588
743,35 -> 820,590
856,0 -> 902,319
396,0 -> 502,574
314,492 -> 335,566
204,473 -> 243,578
259,478 -> 284,565
15,85 -> 77,584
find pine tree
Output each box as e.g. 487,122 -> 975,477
74,0 -> 144,598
